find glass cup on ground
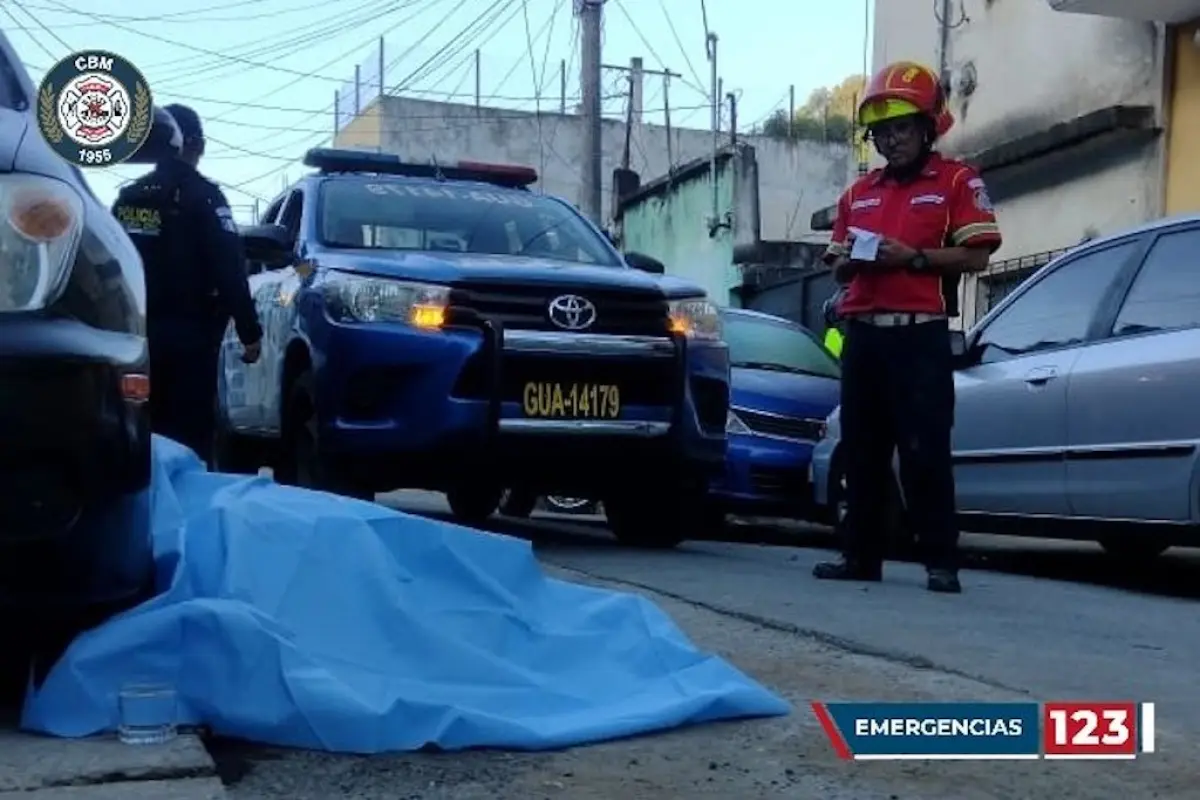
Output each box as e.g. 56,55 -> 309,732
117,682 -> 178,745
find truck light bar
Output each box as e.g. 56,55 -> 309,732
304,148 -> 538,188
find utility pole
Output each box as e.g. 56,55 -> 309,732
663,72 -> 673,171
474,49 -> 481,109
727,91 -> 737,146
707,32 -> 719,226
560,58 -> 567,113
603,60 -> 681,172
578,0 -> 604,224
788,84 -> 795,138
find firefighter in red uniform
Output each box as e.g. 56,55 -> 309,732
814,61 -> 1001,594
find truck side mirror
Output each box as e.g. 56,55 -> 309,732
624,251 -> 665,274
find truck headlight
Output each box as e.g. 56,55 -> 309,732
0,174 -> 84,313
668,297 -> 722,340
726,410 -> 751,435
324,272 -> 450,329
823,407 -> 841,440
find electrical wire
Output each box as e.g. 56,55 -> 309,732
10,0 -> 74,55
520,0 -> 547,189
150,0 -> 398,86
611,0 -> 706,97
655,0 -> 705,96
1,6 -> 57,63
40,0 -> 382,86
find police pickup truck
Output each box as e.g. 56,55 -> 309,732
216,148 -> 729,548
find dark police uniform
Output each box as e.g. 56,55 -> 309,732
825,152 -> 1001,574
112,159 -> 262,462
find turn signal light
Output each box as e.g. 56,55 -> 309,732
8,192 -> 74,242
410,304 -> 446,329
121,373 -> 150,402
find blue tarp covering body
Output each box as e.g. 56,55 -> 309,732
21,438 -> 789,752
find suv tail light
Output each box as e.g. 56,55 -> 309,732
0,174 -> 84,312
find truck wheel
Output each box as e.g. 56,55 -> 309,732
280,371 -> 373,501
604,484 -> 702,549
447,484 -> 503,525
498,489 -> 538,519
212,411 -> 262,475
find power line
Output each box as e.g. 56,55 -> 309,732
655,0 -> 705,96
611,0 -> 706,97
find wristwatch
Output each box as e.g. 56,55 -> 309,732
909,250 -> 930,272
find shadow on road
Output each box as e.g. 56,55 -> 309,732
416,507 -> 1200,602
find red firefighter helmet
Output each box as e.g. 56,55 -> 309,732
857,61 -> 954,138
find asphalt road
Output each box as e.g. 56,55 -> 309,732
207,491 -> 1199,799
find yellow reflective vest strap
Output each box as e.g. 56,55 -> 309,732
823,326 -> 844,358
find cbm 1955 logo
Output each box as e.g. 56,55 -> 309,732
37,51 -> 152,168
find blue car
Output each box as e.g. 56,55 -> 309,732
708,309 -> 840,522
216,149 -> 729,549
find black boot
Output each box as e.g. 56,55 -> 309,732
926,568 -> 962,594
813,556 -> 882,582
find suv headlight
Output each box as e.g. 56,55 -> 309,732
324,272 -> 450,328
669,297 -> 722,340
0,174 -> 84,313
726,410 -> 751,435
823,407 -> 841,440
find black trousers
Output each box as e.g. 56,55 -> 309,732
149,343 -> 220,468
839,318 -> 958,570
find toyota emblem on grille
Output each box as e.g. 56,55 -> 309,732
547,294 -> 597,331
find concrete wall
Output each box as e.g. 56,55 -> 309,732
335,95 -> 851,239
871,0 -> 1165,323
618,147 -> 760,306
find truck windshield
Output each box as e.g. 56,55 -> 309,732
318,177 -> 621,266
723,313 -> 841,380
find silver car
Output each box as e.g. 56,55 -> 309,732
811,215 -> 1200,559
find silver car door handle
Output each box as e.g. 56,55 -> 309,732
1023,367 -> 1058,386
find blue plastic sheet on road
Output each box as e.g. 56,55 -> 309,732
21,437 -> 789,753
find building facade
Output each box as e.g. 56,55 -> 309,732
818,0 -> 1188,327
333,95 -> 851,243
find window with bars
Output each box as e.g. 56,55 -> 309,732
976,247 -> 1073,318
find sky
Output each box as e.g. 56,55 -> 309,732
4,0 -> 872,220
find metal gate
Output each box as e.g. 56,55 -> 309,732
739,268 -> 837,332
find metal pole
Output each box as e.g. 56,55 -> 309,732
579,0 -> 604,224
474,49 -> 481,108
560,58 -> 567,113
663,73 -> 673,172
378,37 -> 385,97
708,32 -> 718,224
354,64 -> 361,113
728,92 -> 737,146
788,84 -> 795,138
333,90 -> 340,136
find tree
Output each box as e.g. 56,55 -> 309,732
760,74 -> 870,164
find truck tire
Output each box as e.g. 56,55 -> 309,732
604,482 -> 705,549
447,484 -> 503,525
212,406 -> 262,475
498,489 -> 538,519
279,371 -> 373,501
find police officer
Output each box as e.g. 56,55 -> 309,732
113,104 -> 262,464
813,62 -> 1002,594
822,288 -> 846,358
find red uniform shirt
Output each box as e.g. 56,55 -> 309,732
825,153 -> 1002,315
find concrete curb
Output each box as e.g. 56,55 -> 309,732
0,730 -> 223,797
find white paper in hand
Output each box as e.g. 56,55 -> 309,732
848,226 -> 881,261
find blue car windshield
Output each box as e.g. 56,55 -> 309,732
318,177 -> 621,266
723,313 -> 841,380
